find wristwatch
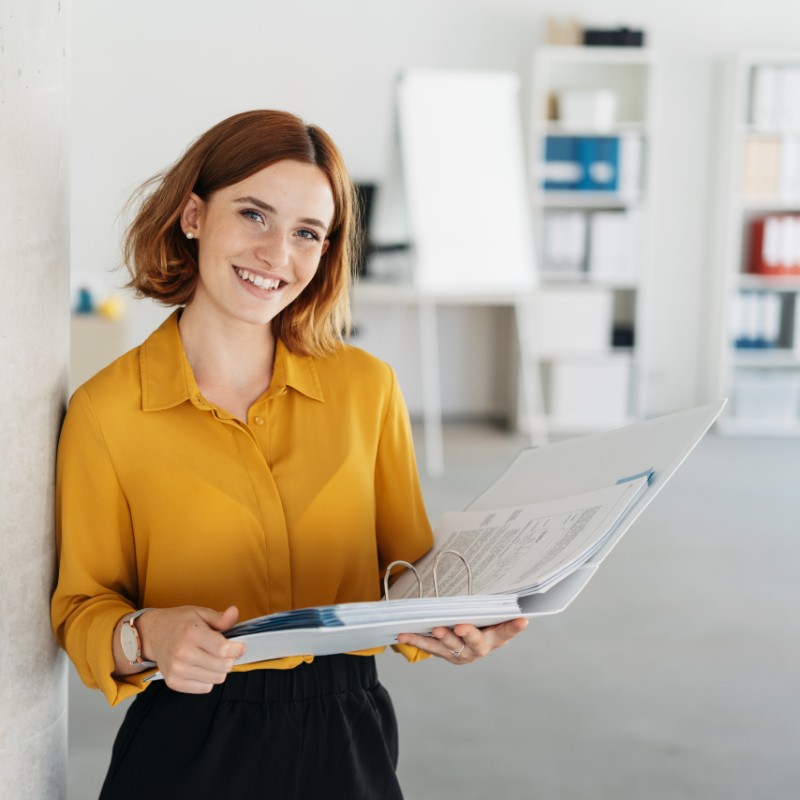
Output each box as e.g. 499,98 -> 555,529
120,609 -> 157,668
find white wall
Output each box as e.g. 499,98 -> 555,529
71,0 -> 800,417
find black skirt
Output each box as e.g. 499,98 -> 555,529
99,655 -> 403,799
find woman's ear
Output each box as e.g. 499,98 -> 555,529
321,239 -> 329,256
181,193 -> 204,238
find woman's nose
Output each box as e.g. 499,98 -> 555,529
256,229 -> 289,268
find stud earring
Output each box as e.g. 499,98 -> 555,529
185,231 -> 194,240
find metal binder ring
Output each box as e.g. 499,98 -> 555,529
432,549 -> 473,597
383,560 -> 423,601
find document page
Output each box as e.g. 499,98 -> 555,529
392,477 -> 649,599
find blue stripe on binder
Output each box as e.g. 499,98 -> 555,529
616,468 -> 655,486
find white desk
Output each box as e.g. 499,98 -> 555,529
351,280 -> 547,475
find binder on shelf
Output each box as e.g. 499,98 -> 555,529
749,215 -> 800,275
750,65 -> 800,130
146,402 -> 724,675
542,136 -> 624,192
542,210 -> 588,274
543,136 -> 582,190
588,209 -> 639,281
578,136 -> 619,191
794,294 -> 800,356
730,290 -> 783,349
741,137 -> 782,197
779,137 -> 800,199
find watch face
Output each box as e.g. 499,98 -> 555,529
120,621 -> 140,663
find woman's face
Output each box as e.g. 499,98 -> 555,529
182,159 -> 335,329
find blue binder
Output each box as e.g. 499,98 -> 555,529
543,136 -> 582,190
578,137 -> 619,191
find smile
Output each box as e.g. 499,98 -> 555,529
234,267 -> 283,291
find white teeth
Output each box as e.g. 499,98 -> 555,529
235,267 -> 280,291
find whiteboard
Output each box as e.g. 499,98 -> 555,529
397,69 -> 537,295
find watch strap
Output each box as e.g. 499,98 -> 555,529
121,608 -> 157,668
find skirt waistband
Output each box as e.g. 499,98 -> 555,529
217,654 -> 379,704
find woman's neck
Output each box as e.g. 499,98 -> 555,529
177,301 -> 276,420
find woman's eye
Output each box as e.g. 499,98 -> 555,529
296,229 -> 320,242
241,209 -> 264,224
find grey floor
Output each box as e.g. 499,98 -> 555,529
67,422 -> 800,799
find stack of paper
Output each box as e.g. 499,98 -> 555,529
390,475 -> 650,600
221,595 -> 523,668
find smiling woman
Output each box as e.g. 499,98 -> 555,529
124,110 -> 355,356
50,110 -> 527,800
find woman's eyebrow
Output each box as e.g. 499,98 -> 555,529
234,195 -> 329,233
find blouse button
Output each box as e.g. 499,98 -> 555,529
254,416 -> 265,426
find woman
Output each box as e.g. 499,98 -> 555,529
52,110 -> 527,799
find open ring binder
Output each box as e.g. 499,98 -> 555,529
384,549 -> 473,600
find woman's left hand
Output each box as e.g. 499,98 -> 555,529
396,617 -> 528,665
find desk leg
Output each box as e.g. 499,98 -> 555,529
418,299 -> 444,476
514,299 -> 549,447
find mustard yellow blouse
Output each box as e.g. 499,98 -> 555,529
51,311 -> 433,705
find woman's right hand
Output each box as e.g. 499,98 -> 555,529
129,605 -> 246,694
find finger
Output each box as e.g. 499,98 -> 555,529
191,608 -> 246,659
163,668 -> 230,695
396,631 -> 469,663
197,605 -> 239,633
430,627 -> 469,656
455,618 -> 528,651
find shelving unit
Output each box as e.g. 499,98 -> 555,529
709,52 -> 800,436
528,46 -> 659,434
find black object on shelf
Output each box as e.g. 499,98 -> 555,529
612,324 -> 635,348
583,27 -> 645,47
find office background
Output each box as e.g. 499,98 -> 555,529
62,1 -> 800,798
72,0 -> 799,417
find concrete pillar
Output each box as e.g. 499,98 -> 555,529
0,2 -> 70,798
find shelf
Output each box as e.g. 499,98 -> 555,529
540,272 -> 638,289
736,274 -> 800,291
529,46 -> 656,429
734,195 -> 800,212
538,191 -> 641,208
732,350 -> 800,368
536,46 -> 655,66
740,124 -> 800,137
534,121 -> 648,136
710,53 -> 800,437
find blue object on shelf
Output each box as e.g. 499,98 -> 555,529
543,136 -> 582,190
579,137 -> 619,191
75,287 -> 94,315
543,136 -> 619,192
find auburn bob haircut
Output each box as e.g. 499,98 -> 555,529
124,110 -> 358,356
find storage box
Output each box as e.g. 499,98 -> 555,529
543,358 -> 632,427
558,90 -> 618,131
732,369 -> 800,423
531,287 -> 613,356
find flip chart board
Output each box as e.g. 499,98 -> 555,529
396,69 -> 537,295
